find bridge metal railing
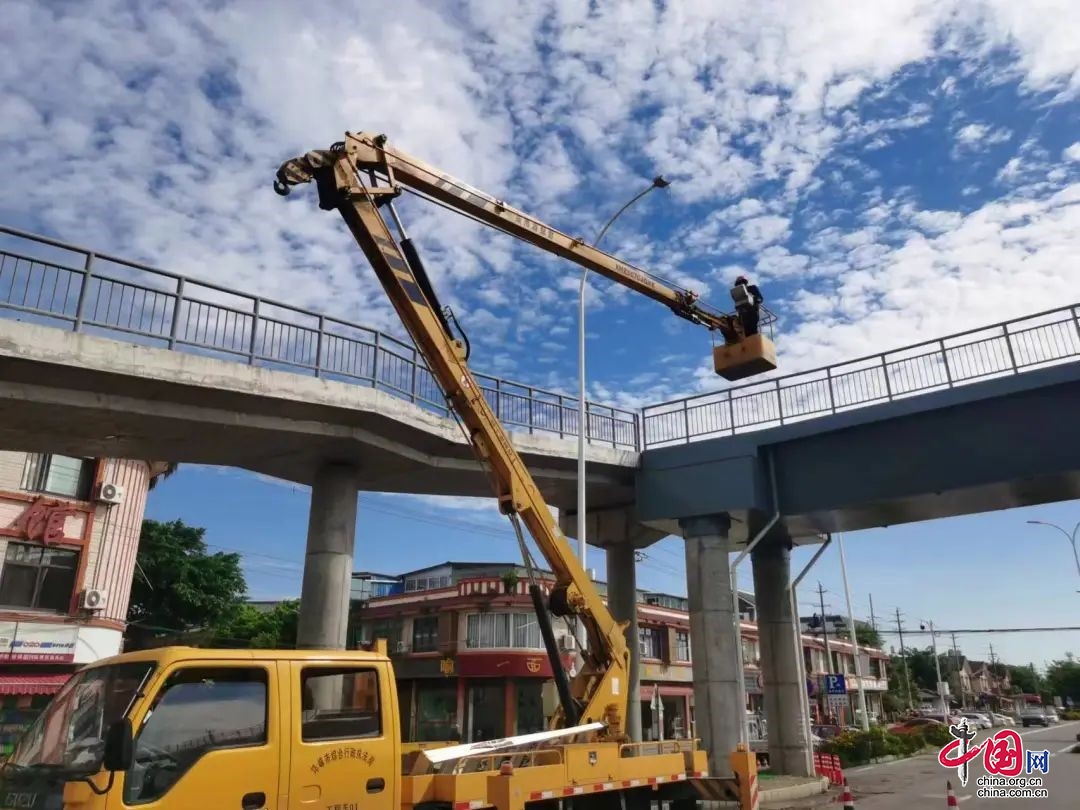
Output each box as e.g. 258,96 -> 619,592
0,225 -> 639,449
2,225 -> 1078,456
642,304 -> 1080,447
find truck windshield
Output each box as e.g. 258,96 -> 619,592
5,662 -> 154,775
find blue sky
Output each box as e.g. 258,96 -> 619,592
3,2 -> 1079,670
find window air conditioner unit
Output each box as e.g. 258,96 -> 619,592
639,641 -> 650,656
558,634 -> 577,651
80,588 -> 107,611
395,641 -> 409,653
95,482 -> 125,505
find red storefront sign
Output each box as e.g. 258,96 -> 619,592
12,497 -> 80,545
456,652 -> 576,678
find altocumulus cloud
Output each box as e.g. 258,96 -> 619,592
1,0 -> 1079,406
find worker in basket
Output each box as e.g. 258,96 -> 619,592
717,274 -> 765,345
732,274 -> 764,337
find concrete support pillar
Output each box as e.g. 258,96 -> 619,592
605,543 -> 642,742
679,513 -> 739,778
751,539 -> 813,777
297,462 -> 360,650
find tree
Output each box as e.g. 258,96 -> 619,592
214,601 -> 300,648
1044,653 -> 1080,703
885,654 -> 918,715
1008,664 -> 1043,695
127,518 -> 248,649
824,620 -> 884,649
904,647 -> 941,692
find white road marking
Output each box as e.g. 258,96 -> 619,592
844,753 -> 932,774
1018,720 -> 1079,737
1051,742 -> 1076,756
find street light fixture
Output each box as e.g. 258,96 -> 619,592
1025,520 -> 1080,581
575,175 -> 670,649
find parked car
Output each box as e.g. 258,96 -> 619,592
1043,708 -> 1060,724
990,712 -> 1015,726
960,712 -> 993,729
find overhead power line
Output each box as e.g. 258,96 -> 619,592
877,626 -> 1080,635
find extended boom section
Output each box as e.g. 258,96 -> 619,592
274,140 -> 632,740
275,131 -> 772,334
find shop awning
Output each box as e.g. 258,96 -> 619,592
0,673 -> 71,696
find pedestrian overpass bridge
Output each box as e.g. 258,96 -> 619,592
1,223 -> 1078,545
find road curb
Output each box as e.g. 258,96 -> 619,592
760,776 -> 831,802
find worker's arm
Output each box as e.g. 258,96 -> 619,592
274,141 -> 631,739
275,131 -> 745,332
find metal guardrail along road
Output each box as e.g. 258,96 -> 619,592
1,224 -> 1078,452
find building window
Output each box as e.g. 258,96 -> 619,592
742,638 -> 757,665
23,454 -> 94,501
642,594 -> 688,611
465,613 -> 544,649
414,682 -> 458,742
638,626 -> 665,660
412,616 -> 439,653
371,619 -> 402,648
0,542 -> 80,612
675,630 -> 691,662
405,575 -> 452,592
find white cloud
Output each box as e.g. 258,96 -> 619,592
2,0 -> 1080,431
954,122 -> 1012,151
738,215 -> 791,251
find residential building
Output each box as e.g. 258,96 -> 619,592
945,656 -> 1013,710
0,450 -> 169,756
349,561 -> 889,741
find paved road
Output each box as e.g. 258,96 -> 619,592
842,721 -> 1079,809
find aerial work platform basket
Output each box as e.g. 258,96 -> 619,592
713,332 -> 778,381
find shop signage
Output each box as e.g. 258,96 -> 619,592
12,497 -> 80,544
0,622 -> 77,663
457,653 -> 553,678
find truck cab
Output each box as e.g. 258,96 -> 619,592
0,646 -> 401,810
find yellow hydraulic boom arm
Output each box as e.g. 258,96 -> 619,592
272,132 -> 769,742
275,131 -> 767,333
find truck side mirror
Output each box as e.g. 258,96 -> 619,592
103,718 -> 134,772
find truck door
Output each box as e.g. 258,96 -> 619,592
286,662 -> 397,810
115,660 -> 281,810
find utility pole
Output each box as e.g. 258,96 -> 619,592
950,631 -> 963,708
989,643 -> 1000,711
869,594 -> 877,632
818,583 -> 832,673
923,619 -> 949,720
895,608 -> 913,711
817,583 -> 833,721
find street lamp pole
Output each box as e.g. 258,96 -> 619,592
575,175 -> 670,650
836,533 -> 870,730
1025,520 -> 1080,581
